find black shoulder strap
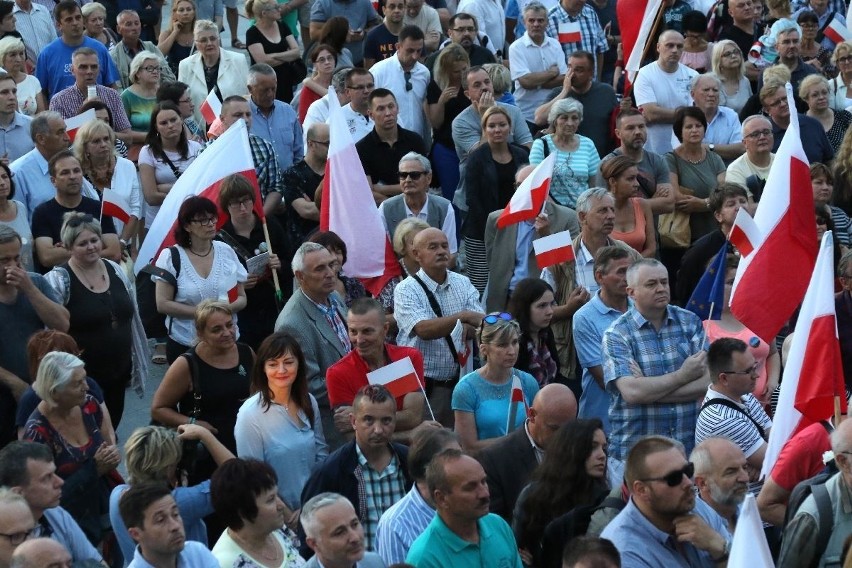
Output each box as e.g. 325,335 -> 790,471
813,482 -> 834,558
700,398 -> 765,439
410,272 -> 460,364
180,346 -> 202,418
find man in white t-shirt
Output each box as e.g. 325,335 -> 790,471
633,30 -> 697,154
726,115 -> 775,196
340,68 -> 376,143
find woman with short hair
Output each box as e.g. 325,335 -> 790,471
82,2 -> 119,49
0,36 -> 43,115
122,52 -> 163,144
801,73 -> 852,154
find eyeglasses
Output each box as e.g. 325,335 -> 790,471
639,462 -> 695,487
765,97 -> 788,110
0,528 -> 34,546
310,139 -> 330,146
190,217 -> 216,226
66,213 -> 94,228
838,55 -> 852,64
195,35 -> 219,44
178,97 -> 192,104
228,198 -> 253,210
744,128 -> 772,139
346,83 -> 374,91
452,26 -> 476,33
141,65 -> 160,73
404,70 -> 412,92
399,170 -> 426,180
722,363 -> 759,376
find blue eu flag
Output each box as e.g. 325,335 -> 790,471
686,242 -> 728,321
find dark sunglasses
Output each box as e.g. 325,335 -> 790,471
640,462 -> 695,487
399,171 -> 426,180
483,312 -> 513,325
66,213 -> 94,228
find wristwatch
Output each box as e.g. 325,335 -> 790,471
709,143 -> 716,152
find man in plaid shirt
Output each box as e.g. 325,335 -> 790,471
602,258 -> 710,487
546,0 -> 609,78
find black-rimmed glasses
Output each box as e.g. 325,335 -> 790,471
722,364 -> 759,375
399,171 -> 426,180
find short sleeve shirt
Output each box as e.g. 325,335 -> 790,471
451,369 -> 539,440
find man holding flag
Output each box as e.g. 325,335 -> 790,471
326,298 -> 433,443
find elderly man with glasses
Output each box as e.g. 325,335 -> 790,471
0,489 -> 35,568
726,115 -> 775,196
760,80 -> 834,164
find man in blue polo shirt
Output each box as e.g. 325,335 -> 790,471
406,449 -> 522,568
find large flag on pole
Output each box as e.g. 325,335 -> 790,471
729,83 -> 817,343
134,119 -> 263,272
618,0 -> 664,87
320,86 -> 401,296
759,232 -> 846,480
729,494 -> 774,567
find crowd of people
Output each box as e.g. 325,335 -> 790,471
4,0 -> 852,566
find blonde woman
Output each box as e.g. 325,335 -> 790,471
82,2 -> 119,49
832,128 -> 852,215
710,40 -> 751,114
830,41 -> 852,111
158,0 -> 197,75
245,0 -> 301,103
801,73 -> 852,153
0,36 -> 43,115
485,62 -> 515,105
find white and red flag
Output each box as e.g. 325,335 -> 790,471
199,88 -> 222,125
729,494 -> 774,567
825,15 -> 851,44
618,0 -> 664,87
506,375 -> 530,433
320,86 -> 401,295
557,21 -> 581,43
101,188 -> 131,224
728,207 -> 762,257
729,83 -> 817,343
65,109 -> 96,142
533,230 -> 575,268
497,153 -> 555,229
134,119 -> 264,273
759,232 -> 846,480
367,356 -> 422,399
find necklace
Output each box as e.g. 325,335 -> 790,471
189,243 -> 213,257
75,261 -> 107,290
73,261 -> 119,329
229,530 -> 281,564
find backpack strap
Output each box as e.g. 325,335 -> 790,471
813,482 -> 834,561
700,398 -> 766,439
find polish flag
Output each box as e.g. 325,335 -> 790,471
134,119 -> 264,273
367,356 -> 423,400
759,232 -> 846,480
728,494 -> 774,567
618,0 -> 664,85
533,230 -> 575,269
451,319 -> 473,375
320,86 -> 401,295
824,15 -> 851,44
496,153 -> 555,229
557,21 -> 581,43
65,109 -> 96,142
729,83 -> 817,343
506,375 -> 530,433
728,208 -> 762,257
199,88 -> 222,125
101,188 -> 131,224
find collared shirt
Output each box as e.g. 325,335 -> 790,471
341,103 -> 374,143
305,293 -> 351,352
601,497 -> 730,568
10,149 -> 98,222
0,112 -> 34,162
509,220 -> 536,292
375,483 -> 434,565
394,269 -> 483,380
356,444 -> 407,551
704,105 -> 742,146
126,541 -> 220,568
573,292 -> 631,434
249,98 -> 304,172
377,193 -> 458,254
771,113 -> 834,164
36,36 -> 120,98
356,125 -> 427,187
48,84 -> 132,132
792,0 -> 846,15
12,1 -> 56,64
246,133 -> 284,199
370,56 -> 430,140
509,32 -> 568,121
602,304 -> 707,460
545,3 -> 608,68
575,239 -> 600,295
524,419 -> 545,464
406,512 -> 523,568
38,508 -> 103,565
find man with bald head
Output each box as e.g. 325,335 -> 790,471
394,228 -> 484,427
633,30 -> 698,154
0,489 -> 35,568
726,115 -> 775,196
691,437 -> 750,533
477,383 -> 578,520
10,539 -> 72,568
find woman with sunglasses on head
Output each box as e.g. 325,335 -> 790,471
44,212 -> 148,429
507,278 -> 560,388
513,418 -> 609,567
152,196 -> 247,363
452,312 -> 540,452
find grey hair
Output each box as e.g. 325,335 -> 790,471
0,487 -> 27,509
300,492 -> 353,540
392,217 -> 430,257
115,8 -> 138,22
128,51 -> 161,84
741,114 -> 771,137
60,212 -> 103,249
690,437 -> 733,476
398,152 -> 431,174
332,67 -> 351,92
30,111 -> 64,139
690,73 -> 721,92
32,351 -> 85,404
292,241 -> 329,273
626,258 -> 666,288
194,19 -> 218,37
0,36 -> 25,64
82,2 -> 107,17
575,187 -> 612,215
548,97 -> 584,125
248,63 -> 276,86
0,225 -> 21,246
522,1 -> 547,16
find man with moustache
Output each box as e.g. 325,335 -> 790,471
406,450 -> 523,567
691,437 -> 750,533
119,483 -> 219,568
301,493 -> 386,568
601,436 -> 732,566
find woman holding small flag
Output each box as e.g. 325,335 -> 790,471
452,312 -> 539,452
44,212 -> 148,428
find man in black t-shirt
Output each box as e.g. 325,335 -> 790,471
364,0 -> 404,69
30,150 -> 120,274
281,122 -> 327,250
718,0 -> 760,82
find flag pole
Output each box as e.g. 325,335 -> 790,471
260,220 -> 283,306
702,302 -> 715,350
418,378 -> 436,421
99,196 -> 104,224
625,0 -> 667,99
835,395 -> 842,425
